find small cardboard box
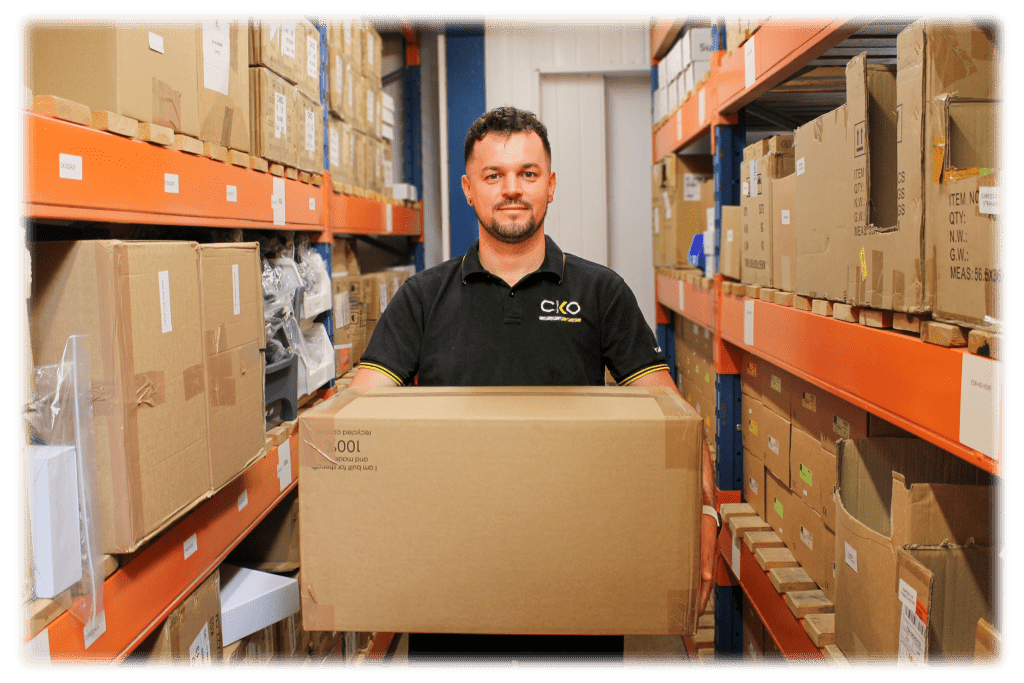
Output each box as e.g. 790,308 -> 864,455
249,66 -> 297,167
362,24 -> 383,82
788,497 -> 833,600
248,20 -> 317,93
764,470 -> 794,549
28,24 -> 200,136
198,243 -> 266,491
834,437 -> 994,659
741,135 -> 795,287
294,87 -> 324,174
758,403 -> 792,488
653,155 -> 714,267
327,45 -> 349,120
741,393 -> 764,463
30,240 -> 209,554
138,569 -> 223,663
790,426 -> 824,514
771,174 -> 797,293
794,105 -> 848,300
743,451 -> 767,520
197,21 -> 251,153
298,386 -> 705,635
719,205 -> 743,280
743,590 -> 766,659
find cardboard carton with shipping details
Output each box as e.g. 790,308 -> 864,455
848,23 -> 999,326
196,21 -> 251,153
743,451 -> 767,520
249,66 -> 297,167
294,20 -> 321,101
198,243 -> 266,491
652,155 -> 714,267
136,569 -> 223,663
27,24 -> 200,136
741,392 -> 764,463
764,470 -> 794,549
771,174 -> 797,293
790,426 -> 825,515
327,115 -> 350,185
719,205 -> 743,280
294,87 -> 324,174
788,496 -> 835,602
794,105 -> 848,300
30,241 -> 209,553
327,44 -> 348,120
833,437 -> 994,659
248,20 -> 318,95
362,24 -> 383,82
741,135 -> 794,288
298,386 -> 705,636
332,278 -> 354,378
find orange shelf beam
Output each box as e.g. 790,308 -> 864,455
650,20 -> 684,62
652,82 -> 713,162
325,191 -> 421,236
655,273 -> 716,332
718,293 -> 1000,475
40,435 -> 301,662
25,112 -> 324,230
716,19 -> 859,114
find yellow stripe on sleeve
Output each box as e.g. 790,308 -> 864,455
619,364 -> 671,386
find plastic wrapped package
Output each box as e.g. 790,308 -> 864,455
24,335 -> 106,641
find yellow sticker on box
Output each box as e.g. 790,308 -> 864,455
771,375 -> 781,393
774,498 -> 784,519
749,419 -> 758,436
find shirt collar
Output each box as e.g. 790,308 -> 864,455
461,234 -> 566,284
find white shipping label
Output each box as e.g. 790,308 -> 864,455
305,109 -> 315,153
231,264 -> 241,316
750,160 -> 757,197
676,109 -> 682,140
742,181 -> 749,196
336,292 -> 351,328
683,174 -> 701,201
278,438 -> 292,491
797,157 -> 806,176
307,35 -> 319,80
800,525 -> 813,550
380,284 -> 388,314
83,612 -> 106,650
386,203 -> 394,233
59,153 -> 83,180
183,533 -> 198,560
744,36 -> 756,89
663,190 -> 671,219
678,280 -> 685,311
768,435 -> 779,455
707,207 -> 715,232
272,177 -> 286,226
727,229 -> 734,243
367,90 -> 375,123
347,72 -> 354,108
368,32 -> 375,64
897,579 -> 928,662
158,271 -> 173,333
731,535 -> 741,577
979,186 -> 999,215
844,541 -> 858,572
237,489 -> 248,511
164,173 -> 179,194
749,476 -> 758,494
344,21 -> 352,46
282,25 -> 296,59
781,210 -> 791,225
202,24 -> 231,96
898,579 -> 918,610
309,197 -> 316,211
959,353 -> 1002,460
226,185 -> 237,202
330,129 -> 340,167
335,56 -> 343,92
149,32 -> 165,54
699,88 -> 706,123
743,298 -> 755,346
190,622 -> 212,664
654,208 -> 660,234
274,92 -> 286,139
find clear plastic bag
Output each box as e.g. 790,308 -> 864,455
24,335 -> 105,636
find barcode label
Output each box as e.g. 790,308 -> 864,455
898,602 -> 928,661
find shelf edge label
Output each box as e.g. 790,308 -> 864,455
278,438 -> 293,491
164,173 -> 179,194
83,611 -> 107,650
959,353 -> 1002,460
743,298 -> 755,347
226,184 -> 237,202
386,203 -> 394,233
677,280 -> 685,312
58,153 -> 83,181
744,36 -> 756,89
237,489 -> 248,512
183,533 -> 198,560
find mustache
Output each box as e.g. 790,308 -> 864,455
494,198 -> 532,210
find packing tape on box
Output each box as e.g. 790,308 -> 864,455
667,589 -> 693,635
135,371 -> 167,407
153,78 -> 183,131
184,363 -> 205,402
206,323 -> 228,356
301,584 -> 336,631
91,380 -> 116,417
894,269 -> 906,308
207,354 -> 237,407
872,250 -> 884,308
649,388 -> 700,470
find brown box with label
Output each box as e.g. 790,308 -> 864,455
196,21 -> 251,153
249,20 -> 317,93
741,393 -> 764,464
249,66 -> 297,167
299,386 -> 705,635
794,105 -> 849,301
27,24 -> 200,136
653,155 -> 714,267
743,451 -> 766,520
362,24 -> 383,82
30,240 -> 209,553
137,569 -> 223,662
719,205 -> 743,280
771,174 -> 797,293
741,135 -> 794,287
327,115 -> 349,184
789,496 -> 834,600
789,426 -> 824,515
198,243 -> 266,491
834,437 -> 994,659
764,470 -> 794,549
294,87 -> 324,174
675,176 -> 716,268
743,592 -> 767,659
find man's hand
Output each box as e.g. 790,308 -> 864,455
698,438 -> 717,615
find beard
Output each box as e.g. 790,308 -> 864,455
478,199 -> 545,245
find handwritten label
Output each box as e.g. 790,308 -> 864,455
845,542 -> 858,572
190,623 -> 212,664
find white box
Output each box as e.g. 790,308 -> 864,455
681,28 -> 715,66
381,91 -> 394,112
667,39 -> 683,82
297,323 -> 335,398
219,564 -> 300,645
393,183 -> 418,201
29,445 -> 83,599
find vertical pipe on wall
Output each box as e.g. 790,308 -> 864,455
438,33 -> 451,263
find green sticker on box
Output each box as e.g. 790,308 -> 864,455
705,371 -> 710,383
800,464 -> 813,487
749,419 -> 758,436
771,375 -> 782,393
774,498 -> 784,519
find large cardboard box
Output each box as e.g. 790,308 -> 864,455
789,426 -> 825,515
27,24 -> 200,136
849,23 -> 998,326
764,470 -> 794,549
771,173 -> 797,293
137,569 -> 223,662
327,44 -> 349,120
741,392 -> 764,463
197,21 -> 251,153
743,451 -> 766,520
788,497 -> 834,600
741,135 -> 794,287
249,66 -> 297,167
249,20 -> 318,95
30,241 -> 209,553
834,437 -> 994,659
653,155 -> 714,267
362,24 -> 383,82
742,594 -> 766,659
198,243 -> 266,490
719,204 -> 743,280
295,19 -> 321,100
298,386 -> 705,635
794,105 -> 848,300
294,87 -> 324,174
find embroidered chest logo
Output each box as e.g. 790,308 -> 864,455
539,299 -> 582,323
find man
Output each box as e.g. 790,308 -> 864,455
351,106 -> 717,661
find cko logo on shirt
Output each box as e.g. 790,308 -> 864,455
539,299 -> 582,323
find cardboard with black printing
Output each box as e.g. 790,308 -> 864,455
27,24 -> 200,136
249,66 -> 297,167
30,240 -> 210,554
848,23 -> 999,326
136,569 -> 223,662
741,135 -> 794,287
298,385 -> 705,635
833,437 -> 993,659
198,243 -> 266,491
794,105 -> 848,301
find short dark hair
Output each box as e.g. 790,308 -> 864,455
464,106 -> 551,166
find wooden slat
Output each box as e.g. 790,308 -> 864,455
745,284 -> 762,299
893,312 -> 926,334
285,167 -> 299,180
33,95 -> 91,126
858,308 -> 892,328
249,156 -> 270,173
719,502 -> 756,527
822,643 -> 848,663
90,110 -> 138,137
754,546 -> 798,571
810,299 -> 833,317
832,303 -> 859,323
227,149 -> 250,167
974,618 -> 1000,659
968,329 -> 1000,360
743,530 -> 785,553
172,134 -> 204,155
792,295 -> 813,311
729,515 -> 773,540
922,321 -> 968,348
803,612 -> 836,647
768,566 -> 817,593
759,288 -> 777,302
783,589 -> 834,618
136,122 -> 174,145
772,291 -> 794,306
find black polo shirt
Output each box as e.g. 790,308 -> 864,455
360,235 -> 668,387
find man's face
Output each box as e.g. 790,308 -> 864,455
461,131 -> 556,245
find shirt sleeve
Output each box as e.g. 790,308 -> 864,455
600,272 -> 669,385
358,276 -> 425,385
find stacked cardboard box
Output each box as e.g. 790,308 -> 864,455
718,204 -> 743,281
652,154 -> 714,268
134,569 -> 223,662
741,135 -> 795,288
674,317 -> 716,442
331,238 -> 360,377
